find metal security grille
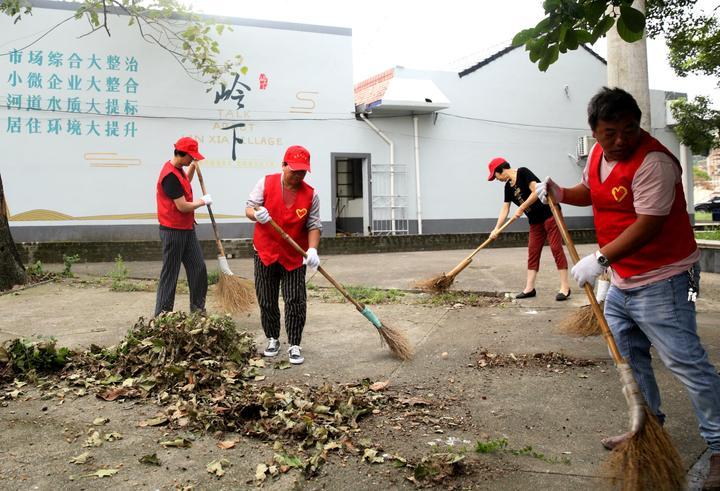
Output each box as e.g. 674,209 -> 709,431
370,163 -> 409,235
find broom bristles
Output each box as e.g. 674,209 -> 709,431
557,303 -> 603,337
377,322 -> 413,361
603,406 -> 685,491
217,273 -> 255,314
414,273 -> 454,292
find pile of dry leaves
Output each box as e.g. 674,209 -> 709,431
472,348 -> 603,371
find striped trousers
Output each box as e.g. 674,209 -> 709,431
155,227 -> 207,316
254,252 -> 307,346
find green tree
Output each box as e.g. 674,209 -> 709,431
2,0 -> 243,87
693,165 -> 710,182
513,0 -> 719,154
670,96 -> 720,155
0,0 -> 243,290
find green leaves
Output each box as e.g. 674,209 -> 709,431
513,0 -> 648,71
670,97 -> 720,156
616,5 -> 646,42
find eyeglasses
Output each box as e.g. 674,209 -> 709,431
176,151 -> 188,157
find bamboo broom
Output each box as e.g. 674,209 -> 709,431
194,163 -> 255,314
262,214 -> 412,361
557,271 -> 609,337
415,216 -> 517,292
547,195 -> 684,491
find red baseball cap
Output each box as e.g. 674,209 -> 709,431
487,157 -> 508,181
283,145 -> 311,172
174,137 -> 205,161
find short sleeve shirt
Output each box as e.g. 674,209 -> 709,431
504,167 -> 553,224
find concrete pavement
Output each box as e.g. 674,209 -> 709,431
2,244 -> 719,489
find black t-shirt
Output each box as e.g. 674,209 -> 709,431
504,167 -> 553,225
161,173 -> 185,200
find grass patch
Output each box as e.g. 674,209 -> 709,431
312,285 -> 404,304
696,212 -> 713,222
475,438 -> 570,464
696,228 -> 720,240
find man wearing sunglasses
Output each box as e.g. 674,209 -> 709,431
154,136 -> 213,317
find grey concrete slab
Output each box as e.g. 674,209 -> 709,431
3,245 -> 720,488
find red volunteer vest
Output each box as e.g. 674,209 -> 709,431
254,173 -> 314,270
156,161 -> 195,230
588,131 -> 696,278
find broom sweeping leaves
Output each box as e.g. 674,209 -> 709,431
216,256 -> 255,314
264,216 -> 412,361
546,196 -> 685,490
415,217 -> 517,293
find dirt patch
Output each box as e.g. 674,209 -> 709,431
471,348 -> 606,371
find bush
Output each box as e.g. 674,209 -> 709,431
61,254 -> 80,278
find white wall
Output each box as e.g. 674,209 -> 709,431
1,2 -> 363,239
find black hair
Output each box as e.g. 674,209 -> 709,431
496,162 -> 511,173
174,150 -> 188,157
587,87 -> 642,130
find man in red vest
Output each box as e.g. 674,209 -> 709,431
245,145 -> 321,365
537,87 -> 720,489
155,137 -> 213,317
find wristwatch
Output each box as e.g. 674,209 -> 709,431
595,251 -> 610,268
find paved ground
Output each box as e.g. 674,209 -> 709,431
1,244 -> 719,489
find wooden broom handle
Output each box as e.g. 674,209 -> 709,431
445,215 -> 518,278
192,162 -> 226,257
261,214 -> 366,312
547,195 -> 623,363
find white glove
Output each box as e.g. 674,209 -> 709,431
254,206 -> 271,224
201,194 -> 212,206
536,176 -> 563,205
303,247 -> 320,270
571,251 -> 607,287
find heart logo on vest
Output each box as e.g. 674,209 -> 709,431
296,208 -> 308,219
611,186 -> 628,203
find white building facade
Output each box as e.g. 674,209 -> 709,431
2,1 -> 691,242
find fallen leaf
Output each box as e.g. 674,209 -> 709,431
139,453 -> 161,466
369,380 -> 390,392
255,463 -> 268,482
69,451 -> 92,464
249,358 -> 265,368
104,432 -> 123,442
93,417 -> 110,426
138,416 -> 168,427
398,397 -> 432,406
273,361 -> 291,370
82,468 -> 118,478
83,431 -> 103,447
207,458 -> 230,477
362,448 -> 385,464
217,440 -> 236,450
160,437 -> 192,448
97,387 -> 132,401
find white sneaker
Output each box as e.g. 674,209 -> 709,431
263,338 -> 280,357
287,345 -> 304,365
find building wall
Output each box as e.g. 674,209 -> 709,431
2,1 -> 370,242
361,48 -> 608,234
2,2 -> 688,242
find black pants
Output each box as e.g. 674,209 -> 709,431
254,252 -> 306,346
155,227 -> 207,316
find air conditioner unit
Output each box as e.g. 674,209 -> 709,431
577,136 -> 596,158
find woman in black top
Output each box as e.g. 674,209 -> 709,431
487,158 -> 571,301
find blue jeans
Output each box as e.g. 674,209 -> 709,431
604,263 -> 720,451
